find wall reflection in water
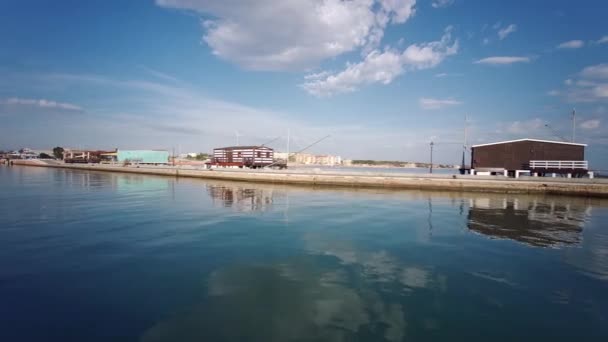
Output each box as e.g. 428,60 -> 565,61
467,197 -> 591,247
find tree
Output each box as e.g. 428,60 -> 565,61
52,147 -> 64,159
195,153 -> 209,160
39,153 -> 53,159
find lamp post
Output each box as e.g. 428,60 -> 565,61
429,141 -> 434,174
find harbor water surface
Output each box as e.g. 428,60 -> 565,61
1,166 -> 607,341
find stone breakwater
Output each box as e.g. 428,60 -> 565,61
10,160 -> 608,198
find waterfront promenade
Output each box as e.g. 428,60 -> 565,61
10,159 -> 608,198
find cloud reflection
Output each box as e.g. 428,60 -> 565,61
140,258 -> 407,342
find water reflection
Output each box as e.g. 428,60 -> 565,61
467,197 -> 591,247
140,257 -> 407,342
206,184 -> 282,212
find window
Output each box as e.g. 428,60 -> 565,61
257,152 -> 261,157
266,152 -> 270,158
238,152 -> 242,157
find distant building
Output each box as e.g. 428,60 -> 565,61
273,152 -> 289,160
64,149 -> 169,164
63,149 -> 115,163
292,153 -> 342,166
471,138 -> 588,177
212,146 -> 274,168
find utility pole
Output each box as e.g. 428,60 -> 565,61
429,141 -> 434,174
461,114 -> 468,171
571,108 -> 576,143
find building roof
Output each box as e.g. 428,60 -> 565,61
472,138 -> 587,148
214,145 -> 273,150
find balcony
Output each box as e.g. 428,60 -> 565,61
529,160 -> 588,170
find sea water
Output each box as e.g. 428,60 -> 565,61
1,166 -> 607,341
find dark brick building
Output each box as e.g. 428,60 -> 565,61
471,139 -> 587,177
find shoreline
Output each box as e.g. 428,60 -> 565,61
8,159 -> 608,198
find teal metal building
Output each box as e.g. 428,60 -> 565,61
116,150 -> 169,164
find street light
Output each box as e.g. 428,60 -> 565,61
429,141 -> 434,174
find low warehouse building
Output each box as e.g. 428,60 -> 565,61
471,139 -> 589,177
117,150 -> 169,164
100,150 -> 170,164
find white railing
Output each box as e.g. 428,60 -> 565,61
529,160 -> 588,169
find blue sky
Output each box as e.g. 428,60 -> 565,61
1,0 -> 607,166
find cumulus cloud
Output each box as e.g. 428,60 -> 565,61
474,56 -> 530,65
301,27 -> 458,96
1,72 -> 472,162
595,35 -> 608,45
503,118 -> 545,135
156,0 -> 417,71
431,0 -> 454,8
580,64 -> 608,80
497,24 -> 517,40
556,64 -> 608,103
1,97 -> 82,111
419,97 -> 462,110
557,40 -> 584,49
580,119 -> 600,130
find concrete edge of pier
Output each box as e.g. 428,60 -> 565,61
9,159 -> 608,198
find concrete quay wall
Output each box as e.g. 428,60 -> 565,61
10,160 -> 608,198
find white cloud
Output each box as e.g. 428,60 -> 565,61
557,40 -> 584,49
431,0 -> 454,8
580,64 -> 608,80
435,73 -> 448,78
596,36 -> 608,44
497,24 -> 516,40
482,37 -> 490,45
503,118 -> 544,135
1,97 -> 82,111
419,97 -> 462,110
156,0 -> 417,71
580,119 -> 600,130
301,27 -> 458,96
555,64 -> 608,103
474,56 -> 530,65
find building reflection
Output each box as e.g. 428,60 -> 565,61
467,197 -> 591,247
206,185 -> 280,212
56,170 -> 169,193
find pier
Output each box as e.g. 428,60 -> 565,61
9,159 -> 608,198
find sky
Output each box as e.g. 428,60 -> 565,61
0,0 -> 607,167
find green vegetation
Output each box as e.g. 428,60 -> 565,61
187,153 -> 209,161
52,147 -> 64,159
39,153 -> 54,159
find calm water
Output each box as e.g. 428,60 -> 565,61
1,166 -> 607,341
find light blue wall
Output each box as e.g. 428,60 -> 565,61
117,150 -> 169,164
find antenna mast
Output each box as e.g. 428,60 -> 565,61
571,108 -> 576,143
462,114 -> 468,170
